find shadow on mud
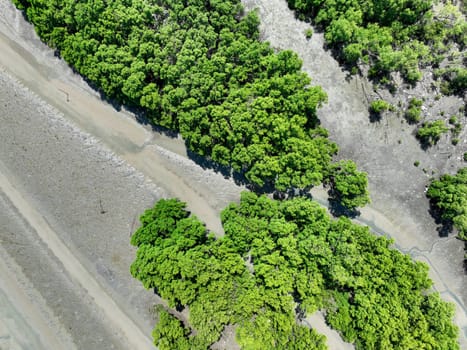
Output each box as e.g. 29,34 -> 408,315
428,200 -> 454,238
428,198 -> 467,275
327,197 -> 360,218
369,110 -> 382,123
464,242 -> 467,274
185,149 -> 254,190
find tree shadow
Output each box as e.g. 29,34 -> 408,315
186,150 -> 313,196
295,303 -> 306,322
186,149 -> 232,178
86,78 -> 180,138
369,110 -> 382,123
428,200 -> 454,238
463,241 -> 467,275
271,187 -> 314,201
327,197 -> 360,218
419,140 -> 432,151
415,130 -> 433,151
186,149 -> 256,190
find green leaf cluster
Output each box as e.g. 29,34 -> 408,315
286,0 -> 466,85
13,0 -> 342,192
325,160 -> 370,210
416,120 -> 449,145
436,67 -> 467,96
131,194 -> 458,349
224,193 -> 457,349
427,167 -> 467,240
405,98 -> 423,124
369,99 -> 392,114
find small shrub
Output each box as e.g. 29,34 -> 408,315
440,82 -> 452,95
370,100 -> 392,114
463,153 -> 467,161
416,120 -> 449,146
449,115 -> 457,124
437,67 -> 467,96
414,160 -> 420,167
405,68 -> 423,84
452,138 -> 459,145
451,123 -> 462,136
305,28 -> 313,39
405,98 -> 423,123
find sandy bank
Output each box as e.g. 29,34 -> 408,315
0,243 -> 75,350
0,0 -> 241,235
0,160 -> 154,349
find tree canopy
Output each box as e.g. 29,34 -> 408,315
131,198 -> 328,349
131,195 -> 459,349
427,167 -> 467,240
12,0 -> 361,193
325,160 -> 370,210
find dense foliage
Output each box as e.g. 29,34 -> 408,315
12,0 -> 358,192
130,198 -> 328,349
131,195 -> 458,349
325,160 -> 370,209
427,167 -> 467,240
287,0 -> 466,84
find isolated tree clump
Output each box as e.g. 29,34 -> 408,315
427,167 -> 467,240
131,194 -> 458,350
325,160 -> 370,210
12,0 -> 353,193
369,99 -> 392,114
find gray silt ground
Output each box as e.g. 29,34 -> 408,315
0,192 -> 124,350
0,71 -> 164,347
